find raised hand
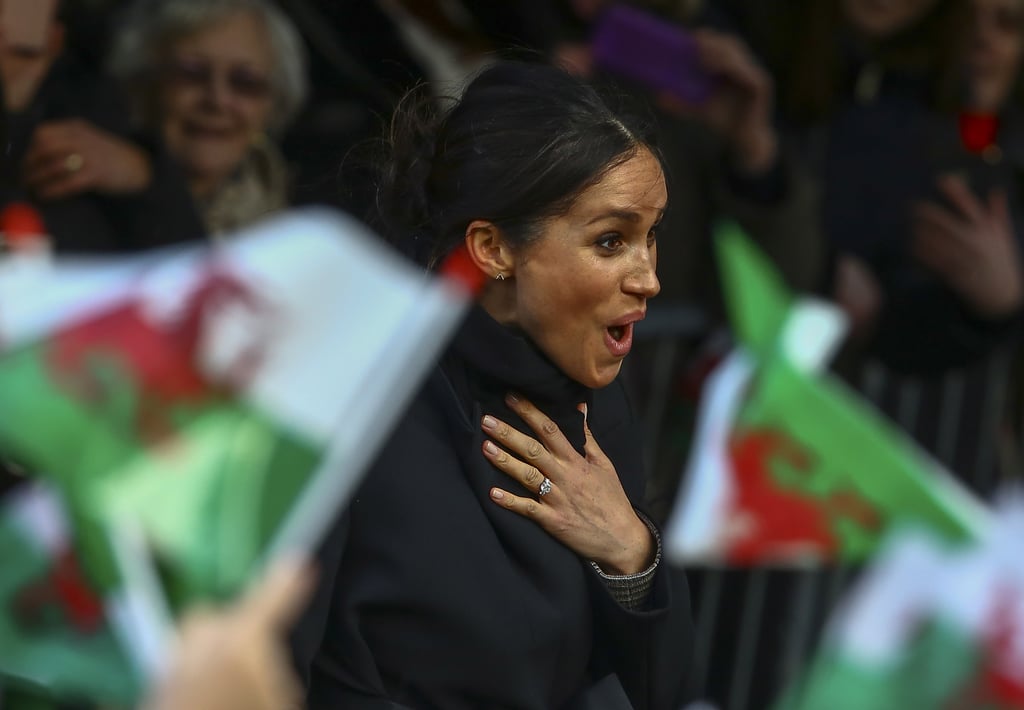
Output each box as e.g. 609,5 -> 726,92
656,28 -> 777,174
482,394 -> 654,575
912,175 -> 1023,318
833,253 -> 884,342
142,558 -> 314,710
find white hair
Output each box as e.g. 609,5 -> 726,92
109,0 -> 308,134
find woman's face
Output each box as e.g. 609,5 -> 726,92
841,0 -> 940,39
969,0 -> 1024,110
509,148 -> 666,389
159,11 -> 275,196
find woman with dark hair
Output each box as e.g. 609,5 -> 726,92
290,61 -> 693,710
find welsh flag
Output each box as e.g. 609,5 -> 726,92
778,501 -> 1024,709
665,225 -> 989,564
0,484 -> 150,706
0,209 -> 471,699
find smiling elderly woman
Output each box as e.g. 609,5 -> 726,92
290,62 -> 693,710
109,0 -> 307,236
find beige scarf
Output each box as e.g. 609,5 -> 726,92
201,137 -> 289,238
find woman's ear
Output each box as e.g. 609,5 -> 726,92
463,220 -> 516,280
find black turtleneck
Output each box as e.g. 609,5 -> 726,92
445,304 -> 592,457
291,304 -> 693,710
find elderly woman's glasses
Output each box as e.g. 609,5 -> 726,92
164,57 -> 271,100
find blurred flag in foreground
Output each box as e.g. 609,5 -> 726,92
778,499 -> 1024,709
0,484 -> 157,707
0,209 -> 471,701
666,224 -> 989,564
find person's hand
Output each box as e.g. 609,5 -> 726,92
912,175 -> 1024,319
482,394 -> 654,575
657,29 -> 777,174
22,119 -> 153,200
143,558 -> 315,710
833,253 -> 883,341
553,41 -> 593,78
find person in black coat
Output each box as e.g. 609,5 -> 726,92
290,62 -> 694,709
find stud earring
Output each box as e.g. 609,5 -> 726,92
495,273 -> 506,281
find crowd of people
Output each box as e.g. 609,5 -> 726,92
2,0 -> 1024,708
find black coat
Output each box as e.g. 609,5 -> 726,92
291,307 -> 693,709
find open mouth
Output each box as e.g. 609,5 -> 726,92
604,322 -> 635,357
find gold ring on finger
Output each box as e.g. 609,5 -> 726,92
538,477 -> 552,497
64,153 -> 84,173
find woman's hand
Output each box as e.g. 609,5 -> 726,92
22,119 -> 153,200
656,29 -> 777,174
482,394 -> 654,575
142,558 -> 314,710
912,175 -> 1024,318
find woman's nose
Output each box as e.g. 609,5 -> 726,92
625,250 -> 660,299
201,72 -> 233,109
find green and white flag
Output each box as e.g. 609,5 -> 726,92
778,502 -> 1024,709
666,225 -> 989,564
0,209 -> 471,699
0,484 -> 148,706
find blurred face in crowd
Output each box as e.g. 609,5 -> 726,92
969,0 -> 1024,110
160,10 -> 275,199
841,0 -> 940,39
0,0 -> 61,112
505,148 -> 665,389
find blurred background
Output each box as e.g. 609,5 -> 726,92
2,0 -> 1024,708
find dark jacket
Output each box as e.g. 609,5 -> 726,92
291,306 -> 693,709
790,64 -> 1024,374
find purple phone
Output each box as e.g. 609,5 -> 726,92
591,4 -> 716,104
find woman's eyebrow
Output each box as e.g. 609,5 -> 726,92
585,209 -> 642,225
586,207 -> 666,226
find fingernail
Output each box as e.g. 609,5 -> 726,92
482,415 -> 497,430
490,488 -> 504,500
483,440 -> 498,455
506,392 -> 520,405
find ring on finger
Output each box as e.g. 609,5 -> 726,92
538,477 -> 552,497
64,153 -> 84,173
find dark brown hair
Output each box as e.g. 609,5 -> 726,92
371,61 -> 662,269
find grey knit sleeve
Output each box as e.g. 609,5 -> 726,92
589,511 -> 662,611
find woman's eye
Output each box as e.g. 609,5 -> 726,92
596,234 -> 624,251
647,229 -> 658,247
